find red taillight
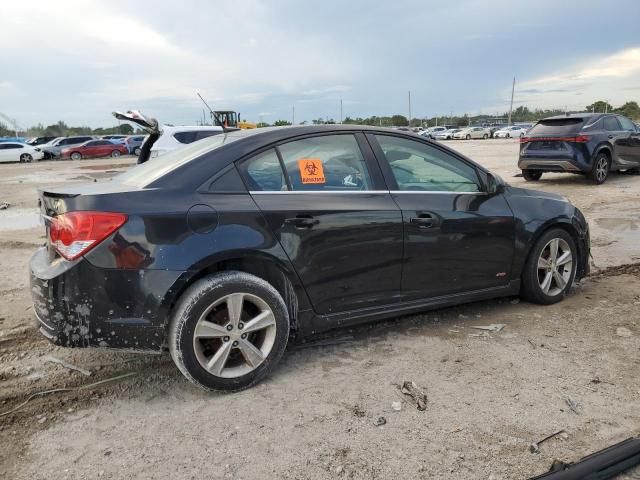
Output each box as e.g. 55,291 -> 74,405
49,211 -> 128,260
521,136 -> 591,144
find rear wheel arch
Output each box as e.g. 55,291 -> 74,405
593,145 -> 612,162
165,254 -> 306,337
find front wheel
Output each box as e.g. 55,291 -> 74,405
522,170 -> 543,181
70,152 -> 82,161
169,271 -> 290,391
506,133 -> 511,138
111,150 -> 121,158
521,228 -> 577,305
465,134 -> 471,140
134,147 -> 141,156
483,134 -> 488,139
588,152 -> 610,184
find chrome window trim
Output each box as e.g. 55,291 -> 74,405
390,190 -> 485,195
249,190 -> 486,195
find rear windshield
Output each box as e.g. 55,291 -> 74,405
117,133 -> 241,187
528,118 -> 584,136
173,130 -> 222,144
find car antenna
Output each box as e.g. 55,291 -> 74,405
196,92 -> 224,127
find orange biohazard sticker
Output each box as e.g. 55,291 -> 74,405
298,158 -> 326,184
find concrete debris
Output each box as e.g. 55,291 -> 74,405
391,401 -> 402,412
44,356 -> 92,376
399,381 -> 428,411
565,397 -> 580,415
373,416 -> 386,426
471,324 -> 506,333
0,202 -> 10,210
616,327 -> 633,337
529,429 -> 566,454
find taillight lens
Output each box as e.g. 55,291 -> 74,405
520,136 -> 591,144
49,211 -> 128,260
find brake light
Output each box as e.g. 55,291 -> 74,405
520,136 -> 591,144
49,211 -> 128,260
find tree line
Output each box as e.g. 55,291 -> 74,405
2,101 -> 638,137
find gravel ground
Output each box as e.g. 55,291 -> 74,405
1,141 -> 639,479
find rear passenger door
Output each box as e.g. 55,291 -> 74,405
238,132 -> 404,315
603,116 -> 629,167
616,116 -> 640,166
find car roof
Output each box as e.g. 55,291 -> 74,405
542,112 -> 600,121
162,125 -> 225,132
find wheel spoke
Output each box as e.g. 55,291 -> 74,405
540,271 -> 553,293
548,239 -> 559,262
206,342 -> 233,376
538,257 -> 550,270
552,270 -> 567,290
226,293 -> 244,328
194,320 -> 228,339
242,310 -> 276,334
556,251 -> 572,266
237,339 -> 265,368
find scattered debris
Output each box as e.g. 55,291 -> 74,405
373,416 -> 386,427
0,202 -> 10,210
399,381 -> 428,411
510,298 -> 521,305
616,327 -> 633,338
0,372 -> 137,418
294,335 -> 355,350
529,429 -> 566,454
44,356 -> 92,376
471,324 -> 506,333
527,339 -> 537,349
565,397 -> 580,415
450,426 -> 463,433
391,401 -> 402,412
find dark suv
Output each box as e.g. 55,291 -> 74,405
518,113 -> 640,184
30,126 -> 590,391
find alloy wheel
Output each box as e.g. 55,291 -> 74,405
537,238 -> 573,296
20,153 -> 32,162
595,157 -> 609,183
192,292 -> 277,378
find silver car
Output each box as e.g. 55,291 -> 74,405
453,127 -> 490,140
42,135 -> 96,159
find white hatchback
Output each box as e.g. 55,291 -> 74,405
147,125 -> 225,158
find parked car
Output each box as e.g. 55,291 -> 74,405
434,128 -> 461,140
41,136 -> 96,159
453,126 -> 490,139
60,140 -> 129,160
494,126 -> 528,138
489,124 -> 508,138
421,126 -> 457,139
31,125 -> 590,391
518,113 -> 640,184
26,136 -> 57,146
0,142 -> 44,163
125,135 -> 147,156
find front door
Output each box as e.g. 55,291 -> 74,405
238,132 -> 404,314
367,133 -> 515,301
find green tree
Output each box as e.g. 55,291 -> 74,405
0,121 -> 11,136
273,120 -> 292,126
390,115 -> 409,126
118,123 -> 134,135
585,100 -> 614,113
614,101 -> 640,120
256,122 -> 270,128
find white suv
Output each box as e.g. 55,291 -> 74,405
147,125 -> 224,158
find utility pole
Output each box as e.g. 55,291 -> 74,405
292,105 -> 295,125
340,99 -> 343,124
408,91 -> 412,127
508,76 -> 515,126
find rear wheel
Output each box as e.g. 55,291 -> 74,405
134,147 -> 141,156
483,134 -> 488,139
521,228 -> 577,305
465,134 -> 471,140
19,153 -> 33,163
111,150 -> 121,158
506,133 -> 511,138
169,271 -> 290,391
588,152 -> 610,185
70,152 -> 82,161
522,170 -> 543,181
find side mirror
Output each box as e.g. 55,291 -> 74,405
486,172 -> 504,194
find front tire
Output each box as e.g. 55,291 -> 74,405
465,134 -> 471,140
70,152 -> 82,161
169,271 -> 290,392
483,134 -> 488,139
522,170 -> 543,181
521,228 -> 577,305
111,150 -> 121,158
588,152 -> 610,184
134,147 -> 141,156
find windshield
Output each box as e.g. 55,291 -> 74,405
117,133 -> 242,187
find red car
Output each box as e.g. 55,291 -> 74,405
61,140 -> 128,160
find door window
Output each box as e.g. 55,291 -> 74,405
374,135 -> 481,192
603,116 -> 621,131
278,134 -> 372,191
241,149 -> 286,191
618,116 -> 636,132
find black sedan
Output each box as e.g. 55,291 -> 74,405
518,113 -> 640,184
30,126 -> 590,391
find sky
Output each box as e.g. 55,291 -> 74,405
1,0 -> 639,128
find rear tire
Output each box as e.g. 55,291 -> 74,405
111,150 -> 121,158
134,147 -> 141,156
169,271 -> 290,392
506,133 -> 511,138
465,134 -> 471,140
522,170 -> 543,181
483,134 -> 488,139
521,228 -> 577,305
588,152 -> 610,185
70,152 -> 82,161
19,153 -> 33,163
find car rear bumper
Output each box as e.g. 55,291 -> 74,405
518,158 -> 583,172
30,246 -> 184,352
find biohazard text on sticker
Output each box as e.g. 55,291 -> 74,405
298,158 -> 326,184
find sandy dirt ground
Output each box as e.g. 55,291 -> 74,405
1,140 -> 639,479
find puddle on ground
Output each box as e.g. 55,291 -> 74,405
596,218 -> 638,231
0,208 -> 41,231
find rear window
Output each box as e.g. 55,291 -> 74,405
173,130 -> 222,144
117,133 -> 242,187
528,118 -> 584,136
